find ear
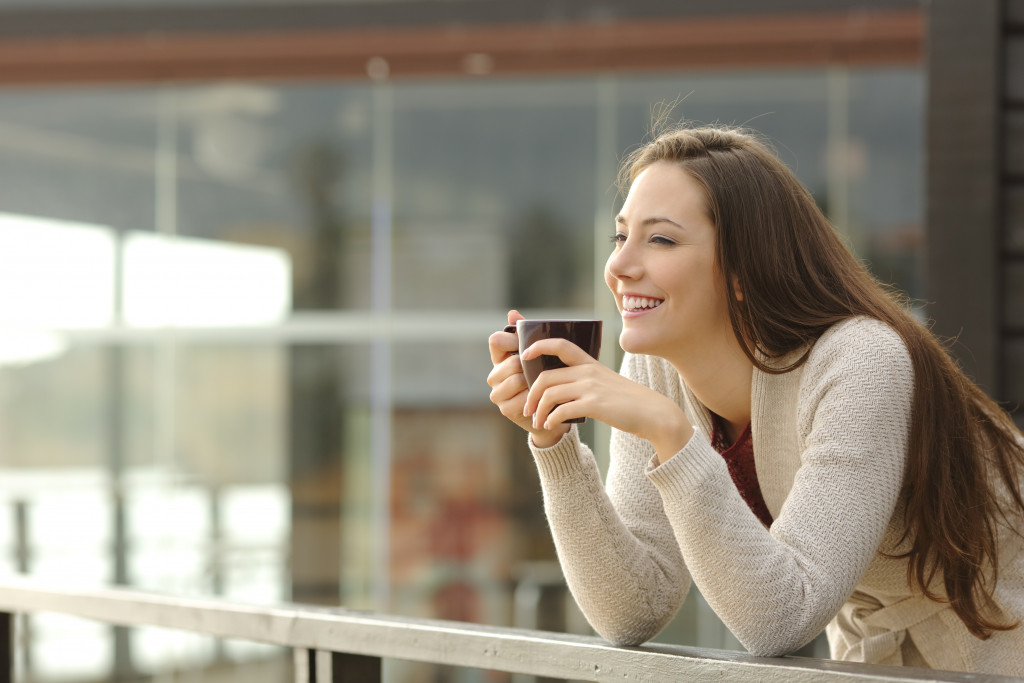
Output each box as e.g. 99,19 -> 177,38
731,275 -> 744,302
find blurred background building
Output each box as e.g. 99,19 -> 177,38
0,0 -> 1016,681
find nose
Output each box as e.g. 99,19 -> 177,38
605,237 -> 643,283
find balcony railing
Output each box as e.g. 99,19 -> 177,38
0,576 -> 1015,683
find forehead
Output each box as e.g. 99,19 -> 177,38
621,162 -> 709,218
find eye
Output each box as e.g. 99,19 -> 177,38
650,235 -> 677,246
610,232 -> 626,244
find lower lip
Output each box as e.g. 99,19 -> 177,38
621,304 -> 662,319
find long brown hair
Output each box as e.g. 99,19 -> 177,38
619,124 -> 1024,639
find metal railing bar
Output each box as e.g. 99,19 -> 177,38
293,648 -> 310,683
0,577 -> 1013,683
330,651 -> 380,683
0,612 -> 9,683
294,648 -> 314,683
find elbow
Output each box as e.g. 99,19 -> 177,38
744,641 -> 800,659
591,605 -> 681,647
738,626 -> 816,659
573,567 -> 689,649
598,626 -> 654,648
604,635 -> 646,648
590,614 -> 668,648
728,590 -> 830,658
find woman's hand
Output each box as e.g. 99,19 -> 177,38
488,309 -> 695,462
520,336 -> 694,464
487,310 -> 571,448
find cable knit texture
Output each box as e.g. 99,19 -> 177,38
529,317 -> 1024,675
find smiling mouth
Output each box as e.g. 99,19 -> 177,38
623,296 -> 664,312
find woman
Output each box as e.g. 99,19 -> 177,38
486,125 -> 1024,674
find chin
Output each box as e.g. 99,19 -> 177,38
618,331 -> 655,356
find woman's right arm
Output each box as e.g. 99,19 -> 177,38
526,353 -> 693,646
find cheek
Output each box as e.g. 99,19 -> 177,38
670,262 -> 723,313
706,272 -> 735,320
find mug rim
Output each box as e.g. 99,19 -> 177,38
515,318 -> 602,325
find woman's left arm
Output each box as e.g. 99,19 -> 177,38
648,319 -> 914,656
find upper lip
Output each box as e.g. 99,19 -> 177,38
619,291 -> 663,301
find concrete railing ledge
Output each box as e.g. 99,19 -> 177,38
0,576 -> 1014,683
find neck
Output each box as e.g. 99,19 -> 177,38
667,332 -> 753,438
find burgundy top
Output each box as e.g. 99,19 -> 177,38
710,417 -> 774,528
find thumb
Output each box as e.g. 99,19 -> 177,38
507,309 -> 525,326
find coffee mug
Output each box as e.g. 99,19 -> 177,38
503,319 -> 603,424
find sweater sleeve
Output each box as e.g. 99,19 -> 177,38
647,318 -> 913,656
528,352 -> 692,646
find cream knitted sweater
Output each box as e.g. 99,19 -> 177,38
529,317 -> 1024,675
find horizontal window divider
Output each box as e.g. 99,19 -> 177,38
0,310 -> 598,346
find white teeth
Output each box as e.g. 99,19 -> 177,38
623,296 -> 663,311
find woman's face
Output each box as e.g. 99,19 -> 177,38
604,161 -> 735,361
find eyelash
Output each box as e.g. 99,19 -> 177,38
609,233 -> 677,246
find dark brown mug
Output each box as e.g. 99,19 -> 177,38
503,319 -> 603,424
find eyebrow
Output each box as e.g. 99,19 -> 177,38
614,215 -> 685,230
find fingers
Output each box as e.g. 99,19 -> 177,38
519,337 -> 600,426
521,337 -> 598,367
487,310 -> 588,442
489,310 -> 526,366
488,329 -> 519,366
530,387 -> 583,430
523,365 -> 595,429
487,353 -> 532,428
486,355 -> 523,391
489,372 -> 530,422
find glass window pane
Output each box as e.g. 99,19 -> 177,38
617,69 -> 924,300
392,80 -> 600,311
173,84 -> 375,311
0,88 -> 159,231
616,71 -> 831,188
848,68 -> 925,299
0,348 -> 110,469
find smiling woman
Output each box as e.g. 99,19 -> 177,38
486,123 -> 1024,675
607,163 -> 741,421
